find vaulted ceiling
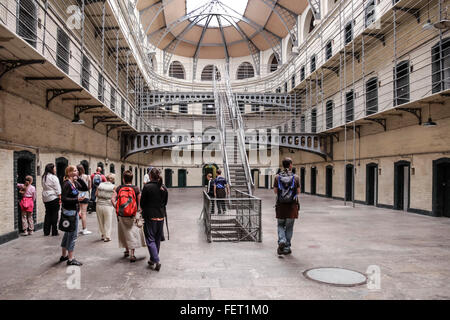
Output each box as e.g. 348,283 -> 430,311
137,0 -> 308,60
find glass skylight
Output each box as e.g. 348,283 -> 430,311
186,0 -> 248,27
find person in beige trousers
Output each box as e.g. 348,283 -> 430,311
95,174 -> 116,242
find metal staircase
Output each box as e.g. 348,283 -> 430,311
202,66 -> 261,242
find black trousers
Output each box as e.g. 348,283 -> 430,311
44,198 -> 60,235
216,189 -> 226,214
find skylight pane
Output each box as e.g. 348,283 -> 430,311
186,0 -> 248,27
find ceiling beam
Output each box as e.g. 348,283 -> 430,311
217,15 -> 229,62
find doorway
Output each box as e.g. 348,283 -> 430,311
14,151 -> 36,232
310,167 -> 317,195
251,169 -> 260,188
55,157 -> 68,187
326,165 -> 333,198
203,164 -> 218,186
178,169 -> 187,187
366,163 -> 378,206
433,158 -> 450,217
80,160 -> 89,175
345,164 -> 354,202
300,167 -> 305,193
394,161 -> 410,211
165,169 -> 173,188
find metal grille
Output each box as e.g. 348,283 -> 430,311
202,190 -> 261,243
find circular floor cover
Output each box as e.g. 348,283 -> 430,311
303,267 -> 367,287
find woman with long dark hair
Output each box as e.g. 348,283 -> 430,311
42,163 -> 61,236
140,168 -> 168,271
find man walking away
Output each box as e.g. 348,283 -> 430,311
214,169 -> 229,215
273,158 -> 300,255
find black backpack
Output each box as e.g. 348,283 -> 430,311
277,171 -> 297,204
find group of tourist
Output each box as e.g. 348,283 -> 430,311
17,164 -> 168,270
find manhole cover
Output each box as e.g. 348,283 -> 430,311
303,267 -> 367,287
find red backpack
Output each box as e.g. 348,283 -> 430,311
116,186 -> 137,217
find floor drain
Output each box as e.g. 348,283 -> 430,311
303,267 -> 367,287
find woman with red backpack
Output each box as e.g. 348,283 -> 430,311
111,170 -> 146,262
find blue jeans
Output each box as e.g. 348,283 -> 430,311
277,218 -> 295,250
61,209 -> 79,252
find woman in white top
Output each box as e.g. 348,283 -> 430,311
42,163 -> 61,236
95,174 -> 116,242
76,165 -> 92,235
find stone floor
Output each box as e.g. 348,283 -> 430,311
1,188 -> 450,300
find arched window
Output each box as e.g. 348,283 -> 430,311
110,163 -> 115,174
169,61 -> 185,79
269,54 -> 279,73
201,65 -> 221,81
286,38 -> 294,59
309,15 -> 315,33
303,9 -> 315,41
236,62 -> 255,80
432,38 -> 450,93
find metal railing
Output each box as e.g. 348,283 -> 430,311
223,64 -> 255,195
202,190 -> 262,243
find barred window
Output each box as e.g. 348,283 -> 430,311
17,0 -> 37,48
56,28 -> 70,74
326,100 -> 333,129
366,77 -> 378,115
81,54 -> 91,91
346,90 -> 354,123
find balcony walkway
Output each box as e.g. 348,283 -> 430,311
1,188 -> 450,299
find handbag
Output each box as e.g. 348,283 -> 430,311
134,211 -> 144,228
59,210 -> 77,232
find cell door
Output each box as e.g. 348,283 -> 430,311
14,151 -> 36,231
326,166 -> 333,198
178,169 -> 187,188
394,161 -> 410,211
300,168 -> 305,193
310,167 -> 317,195
366,164 -> 378,206
165,169 -> 173,188
345,164 -> 354,202
56,157 -> 68,187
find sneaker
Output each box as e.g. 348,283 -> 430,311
148,260 -> 155,266
20,232 -> 28,236
59,256 -> 69,263
81,229 -> 92,235
67,259 -> 83,266
277,242 -> 286,255
283,247 -> 292,255
154,263 -> 161,271
28,231 -> 33,235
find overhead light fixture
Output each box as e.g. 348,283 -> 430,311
423,1 -> 435,30
71,113 -> 85,125
423,19 -> 435,30
423,103 -> 437,127
434,19 -> 450,29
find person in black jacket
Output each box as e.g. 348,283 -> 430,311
140,168 -> 167,271
59,165 -> 88,266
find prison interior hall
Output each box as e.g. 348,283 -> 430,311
0,0 -> 450,301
